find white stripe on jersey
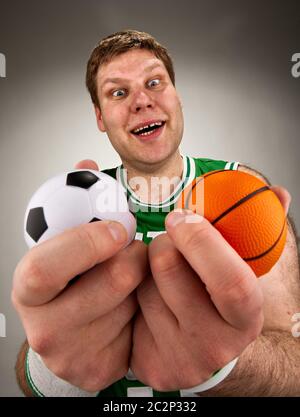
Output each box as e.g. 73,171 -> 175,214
135,232 -> 144,241
127,387 -> 154,397
224,161 -> 239,170
147,231 -> 166,239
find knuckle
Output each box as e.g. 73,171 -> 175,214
13,252 -> 54,302
80,379 -> 101,393
28,332 -> 53,356
176,363 -> 209,389
106,260 -> 137,296
45,356 -> 105,391
203,346 -> 234,374
226,279 -> 252,306
83,361 -> 112,392
14,255 -> 42,295
80,357 -> 128,392
48,361 -> 70,382
48,355 -> 80,385
210,351 -> 232,373
150,246 -> 180,276
143,364 -> 166,391
215,271 -> 258,309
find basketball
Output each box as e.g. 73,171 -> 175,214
177,170 -> 287,277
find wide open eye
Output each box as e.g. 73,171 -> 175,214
148,79 -> 160,87
112,89 -> 126,97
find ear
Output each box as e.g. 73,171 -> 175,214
94,105 -> 106,132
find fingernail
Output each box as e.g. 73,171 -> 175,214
167,210 -> 204,228
185,214 -> 204,224
167,211 -> 187,227
107,222 -> 127,243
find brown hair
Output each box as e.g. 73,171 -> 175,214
86,29 -> 175,109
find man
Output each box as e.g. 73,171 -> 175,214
12,30 -> 300,397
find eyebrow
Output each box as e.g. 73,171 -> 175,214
100,63 -> 165,89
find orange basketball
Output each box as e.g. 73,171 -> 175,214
177,170 -> 287,277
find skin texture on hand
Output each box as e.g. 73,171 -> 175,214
14,158 -> 294,395
131,212 -> 264,391
12,160 -> 149,393
130,185 -> 291,392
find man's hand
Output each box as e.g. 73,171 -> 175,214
12,160 -> 149,393
131,185 -> 291,393
130,213 -> 264,391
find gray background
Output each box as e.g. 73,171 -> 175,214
0,0 -> 299,396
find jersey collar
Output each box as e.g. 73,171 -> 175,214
116,155 -> 195,208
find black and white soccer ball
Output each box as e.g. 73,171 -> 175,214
24,169 -> 136,248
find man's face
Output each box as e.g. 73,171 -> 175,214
95,49 -> 184,170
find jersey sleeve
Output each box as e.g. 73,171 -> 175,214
193,158 -> 239,176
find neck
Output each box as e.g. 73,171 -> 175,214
122,151 -> 183,204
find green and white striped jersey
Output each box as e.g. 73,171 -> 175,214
98,155 -> 239,397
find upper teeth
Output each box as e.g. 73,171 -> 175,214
133,121 -> 163,133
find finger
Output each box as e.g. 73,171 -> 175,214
149,234 -> 221,326
136,275 -> 178,342
165,211 -> 264,330
131,312 -> 157,380
85,294 -> 138,347
52,241 -> 148,325
270,185 -> 291,215
74,159 -> 99,170
13,220 -> 128,307
44,322 -> 133,392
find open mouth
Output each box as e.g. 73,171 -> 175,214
130,121 -> 166,138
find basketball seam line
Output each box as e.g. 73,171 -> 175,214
186,173 -> 285,263
243,220 -> 286,262
211,186 -> 270,225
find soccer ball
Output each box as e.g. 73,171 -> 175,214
24,169 -> 136,248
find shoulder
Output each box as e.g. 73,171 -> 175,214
237,164 -> 271,185
189,156 -> 238,176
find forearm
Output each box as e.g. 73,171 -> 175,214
15,340 -> 34,397
199,330 -> 300,397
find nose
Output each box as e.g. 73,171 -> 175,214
130,89 -> 154,113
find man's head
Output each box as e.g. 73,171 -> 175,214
86,30 -> 175,109
86,30 -> 184,172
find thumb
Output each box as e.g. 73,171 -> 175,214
74,159 -> 100,171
